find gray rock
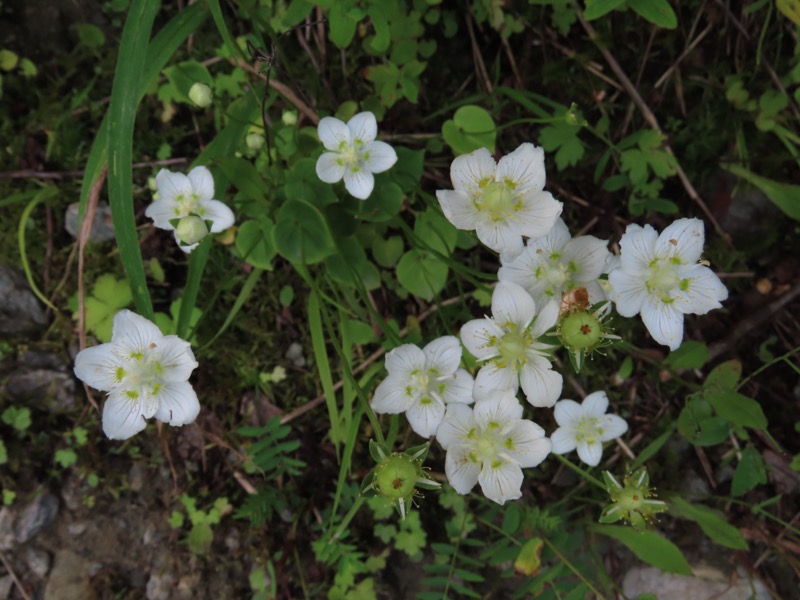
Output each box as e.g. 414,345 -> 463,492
19,350 -> 68,371
25,547 -> 51,578
14,492 -> 59,543
0,508 -> 14,551
43,550 -> 96,600
64,202 -> 116,243
146,572 -> 176,600
0,265 -> 47,337
0,575 -> 13,600
622,565 -> 772,600
4,369 -> 77,414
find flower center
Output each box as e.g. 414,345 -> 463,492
498,328 -> 528,366
479,181 -> 517,221
118,348 -> 163,397
647,260 -> 680,297
574,417 -> 600,445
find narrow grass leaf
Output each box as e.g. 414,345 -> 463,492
591,525 -> 692,576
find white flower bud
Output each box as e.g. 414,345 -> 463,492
188,82 -> 213,107
175,216 -> 209,246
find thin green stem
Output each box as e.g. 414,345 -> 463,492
541,535 -> 604,598
738,345 -> 800,389
553,453 -> 606,491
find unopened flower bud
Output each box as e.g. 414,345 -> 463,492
175,216 -> 209,246
189,83 -> 213,108
246,132 -> 265,150
282,110 -> 298,126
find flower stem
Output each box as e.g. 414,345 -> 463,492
552,453 -> 606,491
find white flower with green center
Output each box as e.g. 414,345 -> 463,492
498,218 -> 611,313
146,166 -> 235,253
460,281 -> 562,407
607,218 -> 728,350
74,310 -> 200,440
370,336 -> 474,438
436,389 -> 551,505
435,143 -> 563,258
315,111 -> 398,200
550,391 -> 628,467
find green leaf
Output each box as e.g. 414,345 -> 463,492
0,49 -> 18,71
396,250 -> 448,301
668,497 -> 748,550
584,0 -> 626,20
0,440 -> 7,465
328,0 -> 358,48
664,341 -> 708,369
77,23 -> 106,48
627,0 -> 677,28
677,396 -> 729,446
2,407 -> 31,432
372,235 -> 404,268
704,359 -> 741,390
731,446 -> 768,496
722,164 -> 800,222
55,449 -> 78,468
592,525 -> 692,576
273,200 -> 335,264
631,424 -> 676,468
705,390 -> 768,430
217,157 -> 267,204
442,105 -> 496,155
235,218 -> 276,270
414,209 -> 457,255
163,60 -> 213,104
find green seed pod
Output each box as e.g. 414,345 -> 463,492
175,216 -> 209,246
374,454 -> 419,499
559,310 -> 602,350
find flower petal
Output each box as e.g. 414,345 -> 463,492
153,336 -> 198,382
317,116 -> 350,150
371,375 -> 414,414
608,270 -> 646,317
74,343 -> 124,392
145,199 -> 180,230
565,235 -> 611,282
492,281 -> 536,329
504,420 -> 551,468
550,427 -> 577,455
187,166 -> 215,203
361,140 -> 397,174
640,297 -> 685,350
445,446 -> 480,494
111,310 -> 163,354
672,265 -> 728,315
473,390 -> 523,429
475,220 -> 524,257
619,223 -> 657,274
201,200 -> 235,233
530,299 -> 559,337
656,218 -> 704,264
406,396 -> 445,438
437,403 -> 475,450
347,111 -> 377,143
511,190 -> 563,241
495,143 -> 546,194
598,414 -> 628,442
553,399 -> 582,427
102,391 -> 152,440
581,391 -> 609,417
316,152 -> 346,184
441,369 -> 475,405
460,318 -> 503,361
343,168 -> 375,200
423,336 -> 462,375
154,382 -> 200,426
385,344 -> 426,377
519,357 -> 561,407
576,439 -> 603,467
450,148 -> 496,195
436,189 -> 480,231
473,363 -> 519,401
156,169 -> 192,203
478,460 -> 524,505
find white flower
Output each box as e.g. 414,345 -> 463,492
607,218 -> 728,350
371,336 -> 474,438
436,389 -> 551,505
550,391 -> 628,467
74,310 -> 200,440
460,281 -> 562,407
435,143 -> 563,258
145,166 -> 235,253
315,111 -> 398,200
498,218 -> 611,313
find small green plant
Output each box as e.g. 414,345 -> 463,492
169,494 -> 232,555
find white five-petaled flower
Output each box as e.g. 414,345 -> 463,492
146,166 -> 235,253
607,218 -> 728,350
550,391 -> 628,467
435,143 -> 563,259
436,389 -> 552,505
370,336 -> 474,438
461,281 -> 562,407
498,218 -> 611,313
315,111 -> 398,200
73,310 -> 200,440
